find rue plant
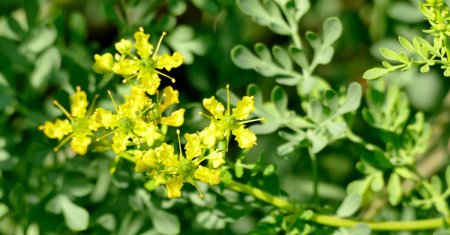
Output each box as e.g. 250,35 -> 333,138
37,0 -> 450,234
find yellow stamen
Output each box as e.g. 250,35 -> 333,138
153,32 -> 167,58
87,94 -> 100,115
156,71 -> 176,83
96,129 -> 117,142
188,179 -> 205,199
226,84 -> 231,115
53,100 -> 73,121
176,129 -> 183,159
53,133 -> 75,152
108,90 -> 119,114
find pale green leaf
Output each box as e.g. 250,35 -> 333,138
380,47 -> 400,61
388,173 -> 402,206
151,209 -> 180,235
362,67 -> 389,80
323,17 -> 342,46
272,45 -> 292,70
399,36 -> 415,52
336,82 -> 362,115
60,195 -> 89,231
271,86 -> 288,113
337,193 -> 362,217
255,43 -> 272,62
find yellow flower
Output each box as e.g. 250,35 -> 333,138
194,166 -> 220,185
160,109 -> 185,127
134,149 -> 157,173
232,125 -> 257,149
39,119 -> 72,140
39,87 -> 96,155
201,85 -> 258,149
134,132 -> 225,198
93,27 -> 184,95
93,53 -> 114,73
166,176 -> 184,198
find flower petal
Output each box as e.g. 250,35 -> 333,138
232,126 -> 257,149
233,96 -> 255,120
203,96 -> 225,119
166,175 -> 184,198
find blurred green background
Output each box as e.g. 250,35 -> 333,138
1,0 -> 449,234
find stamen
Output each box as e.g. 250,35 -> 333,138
226,84 -> 231,115
153,32 -> 167,58
87,94 -> 100,115
108,90 -> 119,114
96,129 -> 117,141
190,180 -> 205,199
199,112 -> 214,121
156,71 -> 176,83
53,100 -> 73,121
176,129 -> 183,159
53,133 -> 75,152
239,118 -> 265,125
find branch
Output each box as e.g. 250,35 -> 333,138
225,179 -> 450,231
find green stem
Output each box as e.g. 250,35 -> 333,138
346,130 -> 384,153
225,179 -> 450,231
308,148 -> 319,204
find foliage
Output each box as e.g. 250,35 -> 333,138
1,0 -> 450,234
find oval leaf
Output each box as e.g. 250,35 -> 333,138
60,195 -> 89,231
337,193 -> 362,217
362,67 -> 389,80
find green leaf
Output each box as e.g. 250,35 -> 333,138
24,27 -> 57,54
231,45 -> 259,70
315,47 -> 334,65
305,31 -> 321,50
166,25 -> 207,64
362,67 -> 389,80
380,47 -> 400,61
255,43 -> 273,62
151,209 -> 180,235
196,210 -> 226,230
445,166 -> 450,186
62,174 -> 94,197
398,36 -> 415,52
336,82 -> 362,115
96,214 -> 116,232
192,0 -> 221,14
0,85 -> 15,111
271,86 -> 288,113
370,172 -> 384,192
388,173 -> 402,206
272,45 -> 292,70
337,193 -> 362,217
322,17 -> 342,46
30,47 -> 61,88
238,0 -> 291,35
60,195 -> 89,231
289,46 -> 309,69
167,0 -> 187,15
294,0 -> 310,21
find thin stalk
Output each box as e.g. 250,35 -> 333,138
346,130 -> 384,153
225,179 -> 450,231
308,148 -> 319,204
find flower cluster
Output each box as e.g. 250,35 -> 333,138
40,27 -> 257,198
